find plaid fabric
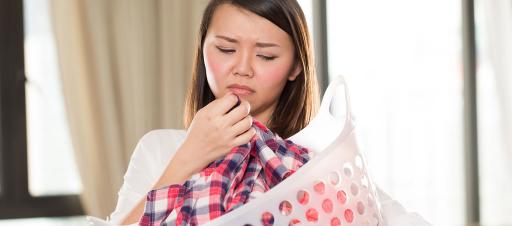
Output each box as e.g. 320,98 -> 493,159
139,120 -> 313,226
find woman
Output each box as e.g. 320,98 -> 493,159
114,0 -> 318,224
109,0 -> 430,225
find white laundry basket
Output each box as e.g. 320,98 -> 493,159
203,75 -> 384,226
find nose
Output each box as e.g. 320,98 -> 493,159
233,51 -> 254,78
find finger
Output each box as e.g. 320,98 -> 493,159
229,115 -> 253,137
209,92 -> 239,116
227,95 -> 241,114
224,100 -> 251,126
231,127 -> 257,147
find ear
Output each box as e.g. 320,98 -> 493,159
288,61 -> 302,81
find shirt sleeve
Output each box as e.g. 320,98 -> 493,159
108,129 -> 186,225
139,184 -> 187,225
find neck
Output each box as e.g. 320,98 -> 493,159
252,102 -> 278,128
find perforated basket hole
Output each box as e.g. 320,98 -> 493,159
313,180 -> 325,195
344,209 -> 354,223
288,218 -> 301,226
343,163 -> 354,178
331,217 -> 341,226
322,198 -> 333,213
357,201 -> 366,215
328,171 -> 341,186
297,189 -> 310,205
279,200 -> 293,216
261,212 -> 274,226
305,208 -> 319,223
350,183 -> 359,196
355,155 -> 364,169
336,189 -> 348,205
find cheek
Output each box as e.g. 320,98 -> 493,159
255,62 -> 292,89
204,48 -> 231,97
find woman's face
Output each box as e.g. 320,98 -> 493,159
203,3 -> 301,125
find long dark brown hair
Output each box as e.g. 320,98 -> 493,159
184,0 -> 319,139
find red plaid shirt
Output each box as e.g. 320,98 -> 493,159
139,120 -> 312,225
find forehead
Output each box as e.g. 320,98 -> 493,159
207,4 -> 292,45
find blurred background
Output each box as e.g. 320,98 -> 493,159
0,0 -> 510,225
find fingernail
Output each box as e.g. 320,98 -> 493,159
234,94 -> 240,105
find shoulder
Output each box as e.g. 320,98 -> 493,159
129,129 -> 187,170
135,129 -> 187,158
137,129 -> 187,149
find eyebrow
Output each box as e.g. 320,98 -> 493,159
215,35 -> 280,48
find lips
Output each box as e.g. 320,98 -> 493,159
227,84 -> 255,95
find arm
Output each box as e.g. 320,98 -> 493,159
118,93 -> 253,225
120,146 -> 195,225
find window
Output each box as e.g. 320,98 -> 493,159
24,0 -> 81,196
23,0 -> 82,197
474,0 -> 512,224
297,0 -> 314,34
0,0 -> 83,221
326,0 -> 465,225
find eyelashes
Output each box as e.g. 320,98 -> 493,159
259,55 -> 277,61
216,47 -> 235,54
215,46 -> 277,61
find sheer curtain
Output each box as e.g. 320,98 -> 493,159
50,0 -> 207,218
475,0 -> 512,224
326,0 -> 465,225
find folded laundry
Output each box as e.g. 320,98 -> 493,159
139,120 -> 313,226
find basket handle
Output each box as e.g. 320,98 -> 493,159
318,75 -> 355,133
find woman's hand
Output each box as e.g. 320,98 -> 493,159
174,92 -> 256,177
179,92 -> 256,173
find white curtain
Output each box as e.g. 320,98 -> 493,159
476,0 -> 512,224
50,0 -> 207,218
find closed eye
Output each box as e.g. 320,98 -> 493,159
258,55 -> 277,61
216,46 -> 235,54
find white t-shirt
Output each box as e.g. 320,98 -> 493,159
108,129 -> 431,226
